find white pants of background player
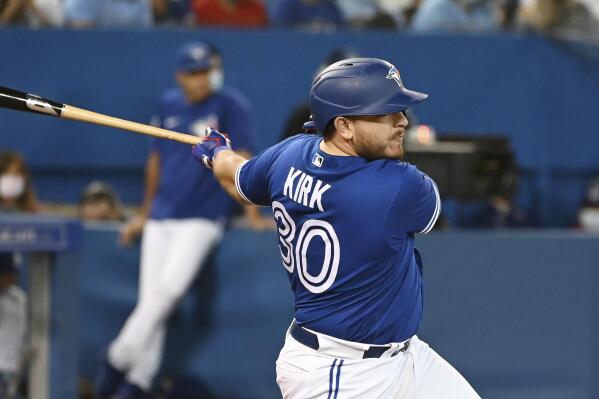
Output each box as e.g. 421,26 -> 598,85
107,218 -> 223,391
277,324 -> 480,399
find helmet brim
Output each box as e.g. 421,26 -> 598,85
330,87 -> 429,121
308,87 -> 429,133
363,87 -> 428,114
400,88 -> 429,105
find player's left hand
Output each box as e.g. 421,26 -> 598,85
192,127 -> 232,169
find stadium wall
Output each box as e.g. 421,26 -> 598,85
75,226 -> 599,399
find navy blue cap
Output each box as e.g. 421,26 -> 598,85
176,42 -> 214,73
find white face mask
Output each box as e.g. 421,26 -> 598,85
0,174 -> 26,200
579,209 -> 599,232
209,69 -> 224,91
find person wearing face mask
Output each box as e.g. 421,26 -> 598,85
0,151 -> 39,214
0,153 -> 33,398
578,178 -> 599,232
95,41 -> 272,399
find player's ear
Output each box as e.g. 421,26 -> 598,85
333,116 -> 353,140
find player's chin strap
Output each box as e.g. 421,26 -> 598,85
302,118 -> 319,135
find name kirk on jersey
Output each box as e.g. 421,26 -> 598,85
283,167 -> 331,211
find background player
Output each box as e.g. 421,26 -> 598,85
95,41 -> 272,399
192,58 -> 480,398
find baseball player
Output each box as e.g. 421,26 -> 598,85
192,58 -> 480,398
95,42 -> 271,399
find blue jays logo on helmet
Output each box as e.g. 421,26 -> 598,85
386,66 -> 403,88
306,58 -> 428,134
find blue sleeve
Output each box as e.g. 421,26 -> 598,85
235,138 -> 295,206
389,165 -> 441,234
65,0 -> 98,23
221,92 -> 254,153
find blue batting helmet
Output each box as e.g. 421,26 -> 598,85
305,58 -> 428,133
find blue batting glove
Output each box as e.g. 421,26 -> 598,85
192,127 -> 232,169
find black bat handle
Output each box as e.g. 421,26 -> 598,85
0,86 -> 64,117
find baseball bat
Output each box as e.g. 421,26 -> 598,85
0,86 -> 201,145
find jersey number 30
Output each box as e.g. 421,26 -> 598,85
272,201 -> 340,294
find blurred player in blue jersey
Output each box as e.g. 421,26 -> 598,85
192,58 -> 480,398
95,41 -> 272,399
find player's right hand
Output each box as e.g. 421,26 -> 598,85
192,127 -> 232,169
118,215 -> 146,247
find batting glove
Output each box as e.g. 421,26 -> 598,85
192,127 -> 232,169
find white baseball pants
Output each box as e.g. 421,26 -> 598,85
107,218 -> 223,390
276,324 -> 480,399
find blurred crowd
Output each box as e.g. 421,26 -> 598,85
0,0 -> 597,38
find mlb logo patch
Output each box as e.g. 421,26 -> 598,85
312,153 -> 324,167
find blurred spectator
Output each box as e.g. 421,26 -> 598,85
0,154 -> 34,397
0,0 -> 27,24
393,0 -> 424,25
0,253 -> 27,399
376,0 -> 425,27
337,0 -> 429,29
336,0 -> 397,29
0,151 -> 39,214
78,181 -> 126,222
463,194 -> 536,228
411,0 -> 499,32
577,0 -> 599,21
27,0 -> 65,27
517,0 -> 599,36
273,0 -> 345,31
495,0 -> 520,28
152,0 -> 189,25
461,169 -> 536,229
0,0 -> 64,27
192,0 -> 268,27
280,47 -> 359,140
577,178 -> 599,232
64,0 -> 153,28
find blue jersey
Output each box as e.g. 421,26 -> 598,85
236,135 -> 440,344
150,87 -> 253,221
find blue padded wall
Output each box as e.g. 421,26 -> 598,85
76,226 -> 599,399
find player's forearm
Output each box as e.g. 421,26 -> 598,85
213,150 -> 250,204
140,152 -> 160,217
